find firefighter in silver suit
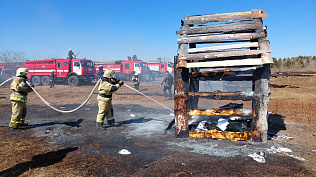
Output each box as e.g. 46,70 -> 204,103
96,69 -> 124,129
9,68 -> 34,130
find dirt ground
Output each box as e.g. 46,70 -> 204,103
0,74 -> 315,177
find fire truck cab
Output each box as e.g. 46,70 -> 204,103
147,60 -> 174,78
23,58 -> 96,86
95,60 -> 151,81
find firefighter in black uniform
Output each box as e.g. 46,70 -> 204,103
50,71 -> 55,88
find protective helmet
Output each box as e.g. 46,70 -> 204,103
16,68 -> 29,77
103,69 -> 115,78
69,49 -> 72,51
135,73 -> 138,76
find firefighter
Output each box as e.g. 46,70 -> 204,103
68,49 -> 75,59
96,69 -> 124,129
160,71 -> 173,100
132,73 -> 140,91
9,68 -> 34,130
50,71 -> 55,88
96,66 -> 104,79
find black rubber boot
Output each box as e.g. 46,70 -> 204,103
96,122 -> 106,130
107,119 -> 120,127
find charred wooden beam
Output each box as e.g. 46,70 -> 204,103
189,70 -> 234,77
180,49 -> 271,60
188,42 -> 259,54
189,91 -> 242,97
190,130 -> 252,141
198,76 -> 253,81
189,109 -> 252,116
184,9 -> 267,25
189,91 -> 254,101
251,64 -> 270,142
177,19 -> 263,35
185,58 -> 263,68
178,32 -> 266,44
174,56 -> 190,137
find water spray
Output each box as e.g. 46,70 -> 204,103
123,83 -> 173,113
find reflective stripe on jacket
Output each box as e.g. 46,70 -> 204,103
98,80 -> 121,100
10,77 -> 32,103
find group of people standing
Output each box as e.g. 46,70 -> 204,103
8,62 -> 173,130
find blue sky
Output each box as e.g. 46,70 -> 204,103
0,0 -> 315,62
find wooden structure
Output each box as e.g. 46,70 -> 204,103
174,9 -> 272,141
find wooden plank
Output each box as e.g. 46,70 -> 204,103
188,42 -> 259,53
184,9 -> 267,25
189,91 -> 254,101
178,32 -> 266,44
181,49 -> 271,60
175,45 -> 190,137
189,91 -> 243,97
198,76 -> 253,81
185,58 -> 263,68
189,109 -> 252,116
177,19 -> 263,35
259,39 -> 273,63
190,130 -> 252,141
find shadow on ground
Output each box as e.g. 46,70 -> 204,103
0,147 -> 78,177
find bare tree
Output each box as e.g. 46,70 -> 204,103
0,50 -> 27,64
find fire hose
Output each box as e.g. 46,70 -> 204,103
0,77 -> 101,113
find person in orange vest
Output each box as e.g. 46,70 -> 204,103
9,68 -> 34,130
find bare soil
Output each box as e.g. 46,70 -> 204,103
0,75 -> 315,176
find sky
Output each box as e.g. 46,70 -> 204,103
0,0 -> 315,62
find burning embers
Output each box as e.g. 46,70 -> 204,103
188,103 -> 252,141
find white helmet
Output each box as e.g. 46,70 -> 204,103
16,68 -> 29,77
103,69 -> 115,78
135,73 -> 138,76
69,49 -> 72,51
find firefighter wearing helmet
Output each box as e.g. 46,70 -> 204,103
132,73 -> 140,91
68,49 -> 75,59
9,68 -> 34,130
96,69 -> 124,129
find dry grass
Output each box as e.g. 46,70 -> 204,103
269,74 -> 316,125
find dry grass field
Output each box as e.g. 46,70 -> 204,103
0,73 -> 315,176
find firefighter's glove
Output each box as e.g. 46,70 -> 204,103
118,80 -> 124,86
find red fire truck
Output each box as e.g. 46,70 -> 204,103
147,58 -> 174,78
95,60 -> 151,81
23,58 -> 96,86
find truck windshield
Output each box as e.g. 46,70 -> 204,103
140,63 -> 148,67
81,61 -> 94,67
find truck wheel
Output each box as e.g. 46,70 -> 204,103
41,76 -> 50,86
32,76 -> 41,86
68,76 -> 79,86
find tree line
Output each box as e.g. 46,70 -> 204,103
271,55 -> 316,70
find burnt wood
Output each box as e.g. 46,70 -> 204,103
177,19 -> 263,35
178,32 -> 266,44
179,49 -> 271,61
183,9 -> 267,25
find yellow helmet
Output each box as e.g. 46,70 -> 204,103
103,69 -> 115,78
16,68 -> 29,77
